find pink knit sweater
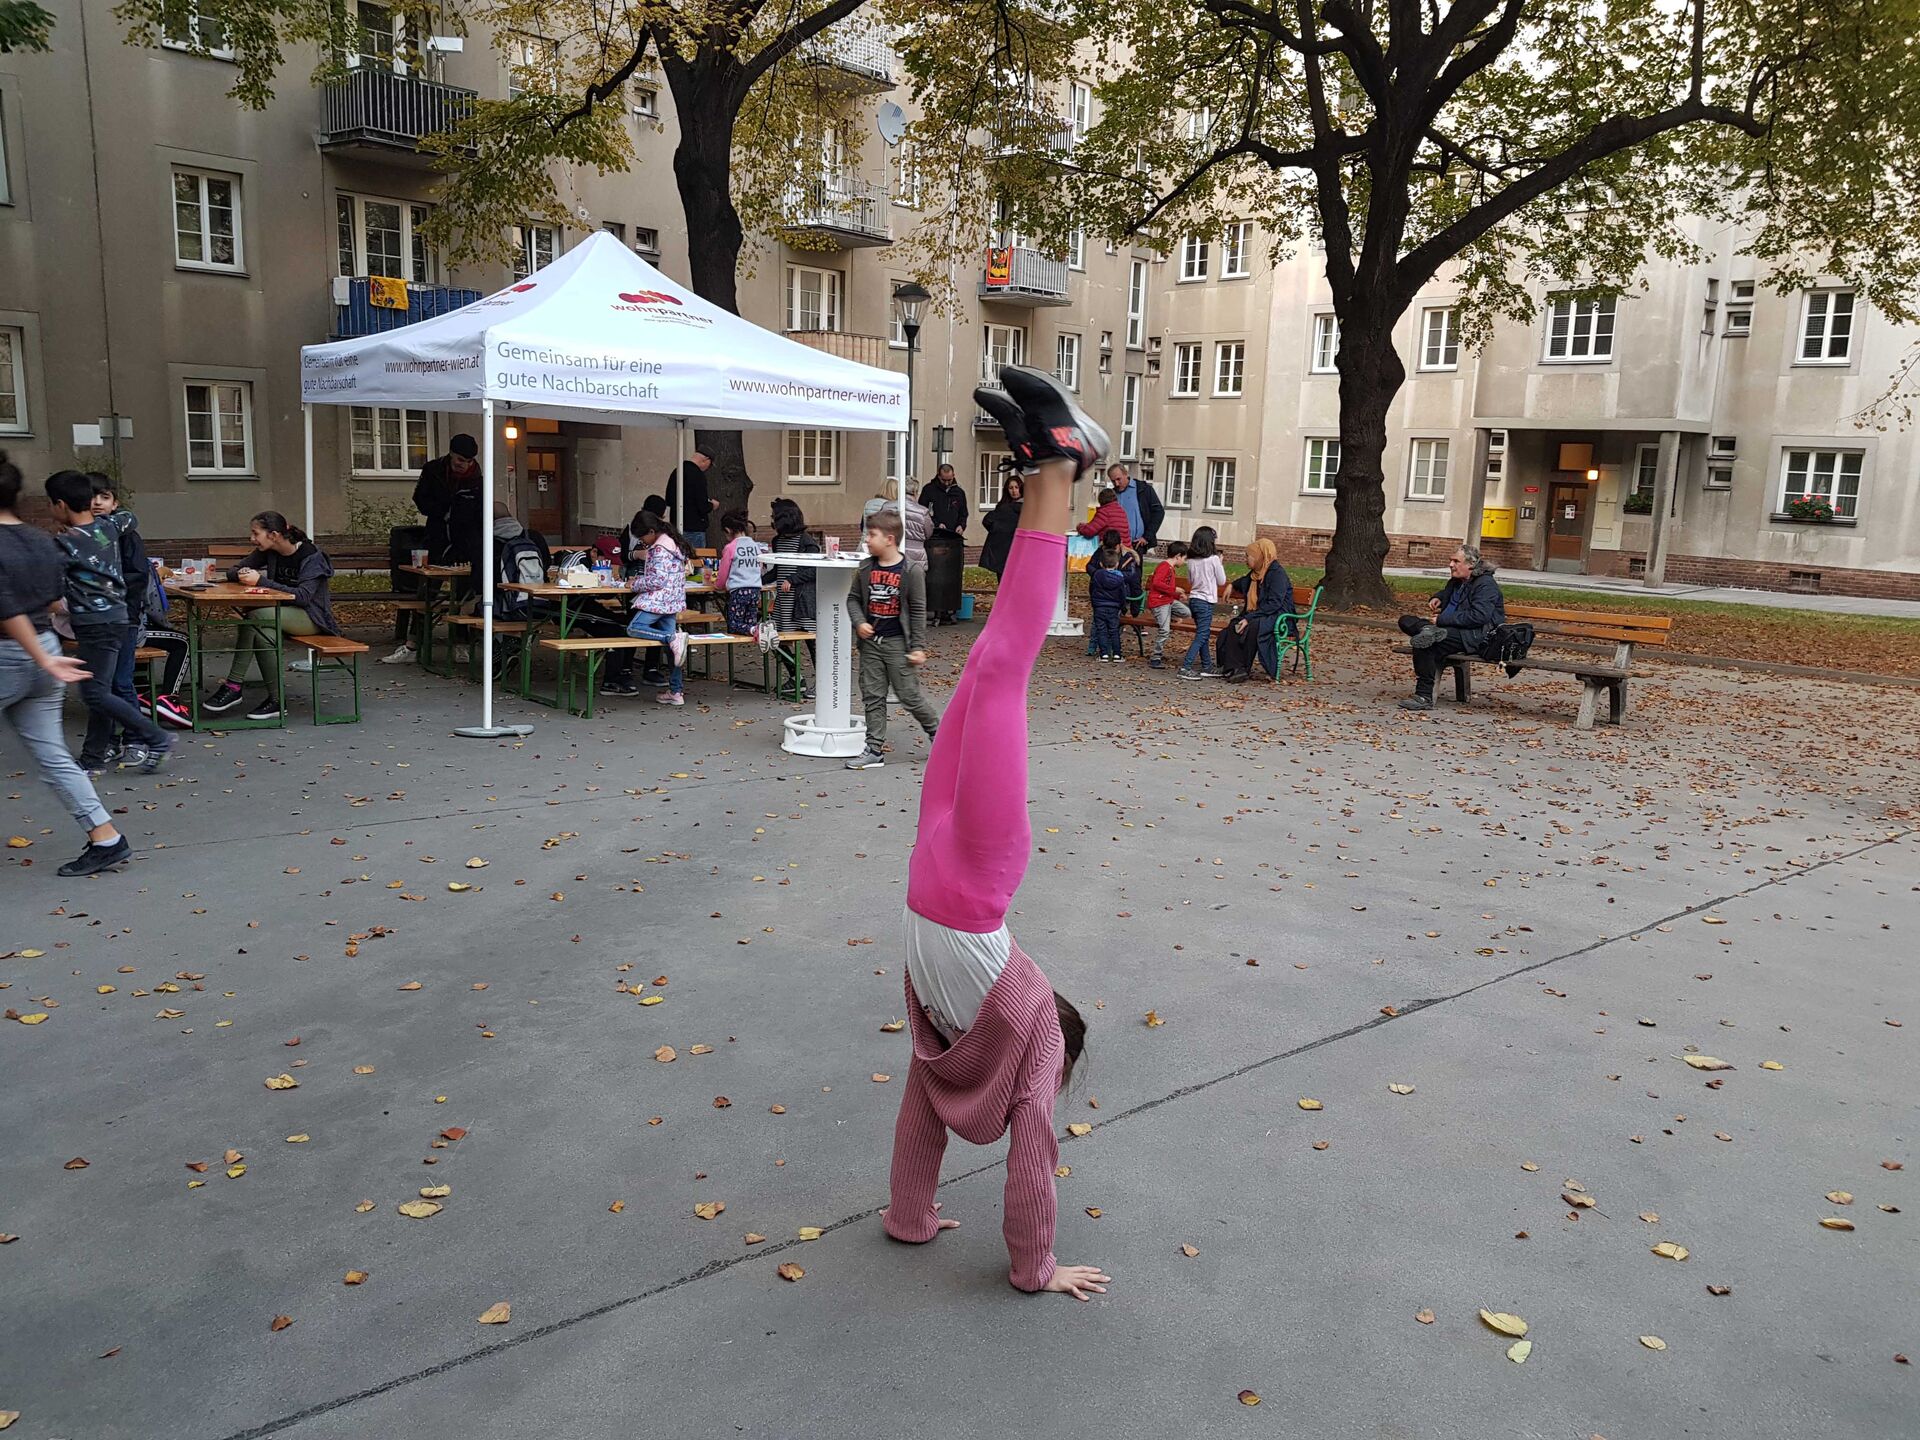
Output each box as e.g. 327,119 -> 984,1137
884,940 -> 1064,1291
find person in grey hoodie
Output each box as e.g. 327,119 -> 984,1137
1396,545 -> 1506,711
202,512 -> 339,722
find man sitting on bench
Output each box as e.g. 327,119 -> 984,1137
1396,545 -> 1505,712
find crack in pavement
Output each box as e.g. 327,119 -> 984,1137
215,825 -> 1916,1440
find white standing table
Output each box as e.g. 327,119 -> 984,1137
770,553 -> 869,758
1049,533 -> 1085,636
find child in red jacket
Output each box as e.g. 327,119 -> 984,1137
1074,487 -> 1131,548
1145,540 -> 1191,669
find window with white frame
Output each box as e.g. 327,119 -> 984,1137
1179,235 -> 1209,282
349,2 -> 414,72
0,326 -> 27,434
1302,437 -> 1340,493
512,222 -> 556,280
1,94 -> 11,206
786,428 -> 839,484
1709,434 -> 1737,459
883,420 -> 919,486
1779,448 -> 1861,517
1706,461 -> 1734,489
1213,341 -> 1246,396
1067,228 -> 1085,271
1120,374 -> 1141,458
891,141 -> 922,208
785,265 -> 842,332
1205,457 -> 1236,511
632,225 -> 660,256
1126,259 -> 1148,348
982,323 -> 1026,377
1163,455 -> 1194,508
184,380 -> 254,475
1069,82 -> 1092,143
350,406 -> 431,474
1221,220 -> 1252,278
887,286 -> 908,348
337,195 -> 433,281
1311,313 -> 1339,373
1407,438 -> 1450,499
1725,280 -> 1754,335
1485,427 -> 1507,480
1170,342 -> 1202,397
162,2 -> 233,57
1799,290 -> 1855,363
631,84 -> 658,118
1544,294 -> 1616,360
173,167 -> 243,272
1185,106 -> 1215,141
507,32 -> 559,100
976,450 -> 1013,507
1420,306 -> 1459,369
1055,332 -> 1082,391
1631,443 -> 1659,499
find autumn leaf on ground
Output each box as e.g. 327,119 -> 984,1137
1238,1391 -> 1261,1406
397,1200 -> 442,1219
477,1302 -> 511,1325
264,1074 -> 298,1090
355,1200 -> 376,1213
1760,1060 -> 1785,1071
693,1201 -> 725,1221
1479,1310 -> 1528,1337
879,1019 -> 905,1033
353,1065 -> 375,1075
777,1263 -> 805,1282
1181,1244 -> 1200,1258
1819,1217 -> 1856,1231
1639,1335 -> 1668,1351
871,1073 -> 891,1084
1682,1056 -> 1733,1071
1143,1010 -> 1165,1027
654,1046 -> 677,1063
63,1157 -> 89,1170
0,1410 -> 17,1429
1298,1098 -> 1324,1111
441,1127 -> 468,1142
1651,1242 -> 1690,1261
1508,1340 -> 1533,1363
285,1134 -> 309,1144
745,1233 -> 767,1244
269,1315 -> 294,1333
1825,1191 -> 1854,1205
1388,1083 -> 1416,1095
1066,1123 -> 1092,1137
1564,1192 -> 1597,1208
419,1185 -> 451,1199
343,1270 -> 369,1285
465,858 -> 489,869
1415,1309 -> 1435,1324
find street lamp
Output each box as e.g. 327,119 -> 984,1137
503,423 -> 520,503
893,281 -> 930,492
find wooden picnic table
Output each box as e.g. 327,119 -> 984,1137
396,565 -> 471,673
162,582 -> 294,731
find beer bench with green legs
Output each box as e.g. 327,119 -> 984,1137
290,633 -> 370,724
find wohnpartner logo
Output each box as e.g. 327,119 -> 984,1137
727,377 -> 903,407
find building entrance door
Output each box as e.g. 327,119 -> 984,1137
1545,481 -> 1588,572
526,449 -> 568,540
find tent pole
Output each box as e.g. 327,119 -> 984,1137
302,404 -> 314,538
456,397 -> 533,740
675,420 -> 687,530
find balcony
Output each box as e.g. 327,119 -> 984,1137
973,373 -> 1020,427
781,172 -> 891,249
978,246 -> 1069,307
787,331 -> 896,369
319,69 -> 477,165
331,277 -> 482,340
797,21 -> 896,92
987,108 -> 1076,163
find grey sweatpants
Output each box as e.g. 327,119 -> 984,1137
1,632 -> 112,834
858,633 -> 940,747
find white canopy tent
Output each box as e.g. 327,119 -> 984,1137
299,231 -> 909,737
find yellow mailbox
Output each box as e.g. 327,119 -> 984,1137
1480,506 -> 1517,540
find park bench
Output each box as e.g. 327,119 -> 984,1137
1121,583 -> 1323,678
538,631 -> 778,717
1394,603 -> 1673,730
289,633 -> 370,724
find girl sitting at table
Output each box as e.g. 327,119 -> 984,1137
202,513 -> 339,721
716,509 -> 765,637
626,511 -> 689,706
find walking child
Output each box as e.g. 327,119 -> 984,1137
1178,525 -> 1226,681
1146,541 -> 1191,669
845,508 -> 939,770
881,363 -> 1110,1301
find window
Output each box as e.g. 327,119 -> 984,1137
1185,106 -> 1215,141
891,141 -> 922,208
1702,276 -> 1719,334
0,93 -> 11,206
173,167 -> 243,272
1779,448 -> 1861,518
1710,435 -> 1737,459
1163,455 -> 1194,508
0,326 -> 26,433
601,221 -> 626,243
162,2 -> 233,58
512,223 -> 556,280
1407,438 -> 1450,499
1799,290 -> 1855,363
883,421 -> 919,486
1120,374 -> 1141,459
1054,332 -> 1081,391
982,323 -> 1027,377
1205,458 -> 1236,511
1706,463 -> 1733,490
337,195 -> 433,281
1485,428 -> 1507,480
786,429 -> 839,484
1213,341 -> 1246,396
1420,306 -> 1459,370
786,265 -> 842,331
631,85 -> 659,118
1725,280 -> 1754,336
350,2 -> 412,72
507,32 -> 560,100
184,380 -> 254,475
633,226 -> 660,256
1170,343 -> 1201,396
1302,437 -> 1340,493
1179,235 -> 1209,282
351,406 -> 431,474
1126,259 -> 1147,348
1631,444 -> 1659,500
1069,82 -> 1092,143
1067,228 -> 1085,271
1221,221 -> 1252,278
1311,313 -> 1339,373
1544,294 -> 1615,360
977,450 -> 1013,507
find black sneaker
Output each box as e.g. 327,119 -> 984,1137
246,696 -> 283,721
1398,695 -> 1435,711
139,738 -> 171,773
601,678 -> 642,697
78,754 -> 110,777
102,741 -> 124,767
844,748 -> 885,770
999,365 -> 1111,477
203,682 -> 245,713
57,837 -> 132,877
973,386 -> 1040,470
118,743 -> 150,770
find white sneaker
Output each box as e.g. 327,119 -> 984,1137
288,657 -> 315,673
669,631 -> 688,667
380,644 -> 416,665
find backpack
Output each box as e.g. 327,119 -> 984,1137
496,535 -> 546,616
144,559 -> 170,624
1482,622 -> 1535,668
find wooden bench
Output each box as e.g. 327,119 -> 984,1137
537,632 -> 767,716
1395,604 -> 1673,730
133,645 -> 168,715
1121,583 -> 1323,678
290,633 -> 370,724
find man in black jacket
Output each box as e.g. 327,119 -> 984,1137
1396,546 -> 1506,711
412,434 -> 480,563
917,464 -> 969,536
668,449 -> 718,548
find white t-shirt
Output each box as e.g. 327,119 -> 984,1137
1186,554 -> 1226,603
903,907 -> 1011,1043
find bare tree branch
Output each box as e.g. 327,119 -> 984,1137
737,0 -> 871,94
1201,0 -> 1347,56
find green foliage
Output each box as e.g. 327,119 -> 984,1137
342,481 -> 420,539
1622,492 -> 1655,515
0,0 -> 55,52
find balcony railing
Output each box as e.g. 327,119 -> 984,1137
332,277 -> 482,340
782,172 -> 891,248
977,246 -> 1070,306
319,69 -> 477,160
972,372 -> 1022,426
787,331 -> 895,369
988,108 -> 1076,161
798,21 -> 896,91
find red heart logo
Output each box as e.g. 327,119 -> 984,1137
510,283 -> 537,293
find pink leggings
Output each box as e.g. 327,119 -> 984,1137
905,528 -> 1065,934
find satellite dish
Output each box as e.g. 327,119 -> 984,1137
876,102 -> 907,147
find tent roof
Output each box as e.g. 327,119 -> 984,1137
300,231 -> 908,432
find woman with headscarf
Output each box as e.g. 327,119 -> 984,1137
1214,537 -> 1295,683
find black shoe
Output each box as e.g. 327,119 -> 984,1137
246,696 -> 284,721
139,738 -> 171,773
58,837 -> 132,877
1398,695 -> 1435,711
973,385 -> 1040,470
999,365 -> 1111,477
202,682 -> 245,713
118,743 -> 150,770
602,679 -> 642,697
102,741 -> 124,766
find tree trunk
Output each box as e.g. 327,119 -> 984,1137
672,107 -> 754,517
1324,319 -> 1404,611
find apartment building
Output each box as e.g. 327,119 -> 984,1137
3,7 -> 1915,598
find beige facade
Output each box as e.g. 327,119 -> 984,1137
4,10 -> 1917,598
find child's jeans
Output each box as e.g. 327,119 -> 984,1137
1181,598 -> 1216,669
1090,607 -> 1123,658
626,610 -> 682,694
1149,600 -> 1191,661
